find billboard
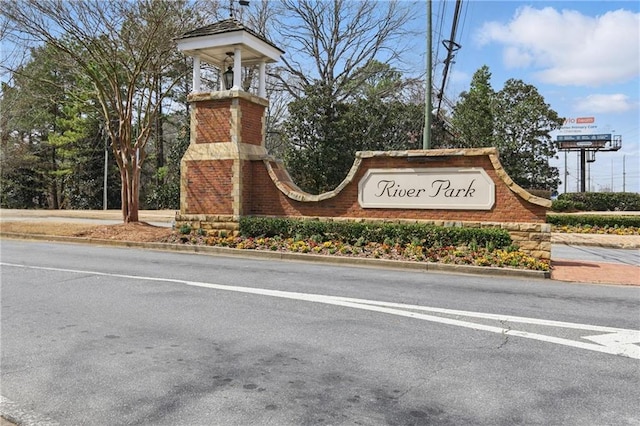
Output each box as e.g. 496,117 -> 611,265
557,134 -> 611,141
555,116 -> 620,150
557,116 -> 612,136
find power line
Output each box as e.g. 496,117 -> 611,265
435,0 -> 463,118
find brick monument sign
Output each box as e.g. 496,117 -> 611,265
175,20 -> 552,260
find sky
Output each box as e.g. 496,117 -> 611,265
419,0 -> 639,194
2,1 -> 637,194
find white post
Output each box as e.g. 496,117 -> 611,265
192,56 -> 201,93
233,47 -> 242,90
258,61 -> 266,98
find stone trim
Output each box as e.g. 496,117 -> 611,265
263,155 -> 364,202
181,139 -> 269,161
486,151 -> 552,208
187,90 -> 269,107
175,214 -> 240,236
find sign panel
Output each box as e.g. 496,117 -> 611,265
557,134 -> 611,141
557,116 -> 612,136
557,134 -> 612,150
358,168 -> 495,210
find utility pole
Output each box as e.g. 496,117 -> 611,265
423,0 -> 432,149
580,149 -> 586,192
623,155 -> 626,192
576,152 -> 580,192
564,151 -> 567,194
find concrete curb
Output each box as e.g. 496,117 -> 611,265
0,232 -> 551,281
550,238 -> 640,250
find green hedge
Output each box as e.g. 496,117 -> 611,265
547,214 -> 640,228
553,192 -> 640,212
239,217 -> 512,248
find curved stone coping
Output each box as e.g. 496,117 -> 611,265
264,147 -> 551,208
263,156 -> 362,202
485,151 -> 552,208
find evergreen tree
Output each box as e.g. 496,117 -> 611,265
282,61 -> 424,194
450,66 -> 563,191
451,65 -> 494,148
493,79 -> 563,190
344,61 -> 424,152
0,43 -> 109,209
282,83 -> 352,194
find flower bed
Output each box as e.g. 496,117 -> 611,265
551,225 -> 639,235
163,233 -> 550,272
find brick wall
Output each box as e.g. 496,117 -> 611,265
240,159 -> 253,215
239,99 -> 265,146
195,100 -> 232,144
183,159 -> 234,214
249,155 -> 547,223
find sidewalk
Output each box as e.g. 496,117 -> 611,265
552,232 -> 640,249
550,233 -> 639,285
0,209 -> 175,225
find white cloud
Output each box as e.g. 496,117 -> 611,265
448,69 -> 471,86
574,94 -> 636,113
503,46 -> 533,68
476,6 -> 640,87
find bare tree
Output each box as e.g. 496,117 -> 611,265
273,0 -> 415,100
1,0 -> 200,222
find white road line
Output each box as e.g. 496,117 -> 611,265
3,262 -> 639,359
582,331 -> 640,359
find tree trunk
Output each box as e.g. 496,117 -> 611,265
119,158 -> 139,223
131,158 -> 140,222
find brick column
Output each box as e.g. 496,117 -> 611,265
176,91 -> 268,234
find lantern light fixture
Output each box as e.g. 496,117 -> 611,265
223,52 -> 234,90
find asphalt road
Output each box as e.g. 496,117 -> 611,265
1,240 -> 639,425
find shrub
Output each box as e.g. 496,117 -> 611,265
239,217 -> 512,249
556,192 -> 640,211
179,223 -> 192,234
551,199 -> 579,212
547,214 -> 640,228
